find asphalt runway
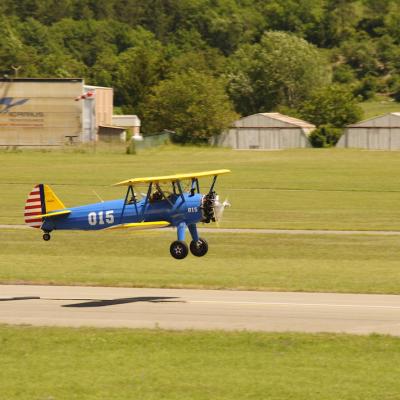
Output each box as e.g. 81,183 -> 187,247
1,285 -> 400,335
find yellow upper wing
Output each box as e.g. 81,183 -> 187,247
114,169 -> 231,186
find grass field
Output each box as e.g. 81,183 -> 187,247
1,325 -> 400,400
3,146 -> 400,293
3,146 -> 400,230
360,96 -> 400,119
2,228 -> 400,294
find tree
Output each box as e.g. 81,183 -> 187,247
113,36 -> 167,110
141,70 -> 238,144
255,0 -> 324,43
339,35 -> 381,78
227,31 -> 329,115
0,16 -> 39,77
297,84 -> 363,127
313,0 -> 360,48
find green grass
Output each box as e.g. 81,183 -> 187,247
360,96 -> 400,119
4,146 -> 400,230
4,146 -> 400,293
3,229 -> 400,294
1,325 -> 400,400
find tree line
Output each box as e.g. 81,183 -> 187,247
1,0 -> 400,144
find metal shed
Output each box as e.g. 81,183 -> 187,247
0,78 -> 83,146
337,112 -> 400,150
216,113 -> 314,149
0,78 -> 115,147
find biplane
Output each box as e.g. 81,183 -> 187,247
24,170 -> 231,259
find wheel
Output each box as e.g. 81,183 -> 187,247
190,238 -> 208,257
42,233 -> 51,241
170,240 -> 188,259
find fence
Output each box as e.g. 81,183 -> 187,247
134,131 -> 171,150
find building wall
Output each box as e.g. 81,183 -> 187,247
338,127 -> 400,150
217,127 -> 310,149
92,87 -> 113,126
0,80 -> 83,146
112,115 -> 141,136
81,86 -> 113,142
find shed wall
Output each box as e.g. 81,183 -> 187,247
0,80 -> 82,146
219,127 -> 310,149
338,127 -> 400,150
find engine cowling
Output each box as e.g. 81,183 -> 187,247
201,192 -> 216,223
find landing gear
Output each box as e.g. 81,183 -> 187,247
169,223 -> 208,259
170,240 -> 189,259
190,238 -> 208,257
42,232 -> 51,241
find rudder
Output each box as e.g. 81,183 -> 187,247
24,185 -> 45,228
24,184 -> 66,228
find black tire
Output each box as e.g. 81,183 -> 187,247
190,238 -> 208,257
170,240 -> 189,259
42,233 -> 51,241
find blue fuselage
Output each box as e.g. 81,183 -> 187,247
42,193 -> 204,231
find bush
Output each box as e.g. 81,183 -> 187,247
389,77 -> 400,102
393,89 -> 400,103
126,138 -> 136,155
354,75 -> 380,100
309,125 -> 343,148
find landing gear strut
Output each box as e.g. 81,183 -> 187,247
169,223 -> 209,259
42,232 -> 51,241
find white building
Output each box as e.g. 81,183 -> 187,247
216,113 -> 315,149
337,112 -> 400,150
112,115 -> 142,140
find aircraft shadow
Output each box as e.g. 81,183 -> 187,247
62,296 -> 182,308
0,296 -> 40,301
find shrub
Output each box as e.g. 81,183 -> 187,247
309,125 -> 343,148
126,138 -> 136,155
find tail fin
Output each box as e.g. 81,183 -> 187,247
24,184 -> 66,228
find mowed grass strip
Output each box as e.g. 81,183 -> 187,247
1,325 -> 400,400
2,229 -> 400,294
360,96 -> 400,119
3,147 -> 400,229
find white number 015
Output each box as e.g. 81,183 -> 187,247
88,210 -> 114,226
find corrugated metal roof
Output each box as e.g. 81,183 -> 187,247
347,112 -> 400,127
258,113 -> 315,128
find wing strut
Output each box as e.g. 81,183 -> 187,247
120,185 -> 136,223
190,178 -> 199,196
141,182 -> 153,220
209,175 -> 218,193
175,180 -> 185,202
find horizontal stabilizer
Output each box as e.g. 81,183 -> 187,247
105,221 -> 170,231
38,210 -> 71,218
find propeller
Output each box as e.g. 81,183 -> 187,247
213,195 -> 231,226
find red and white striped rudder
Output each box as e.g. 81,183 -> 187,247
24,185 -> 44,228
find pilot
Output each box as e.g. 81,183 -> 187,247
150,189 -> 163,202
126,189 -> 141,204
